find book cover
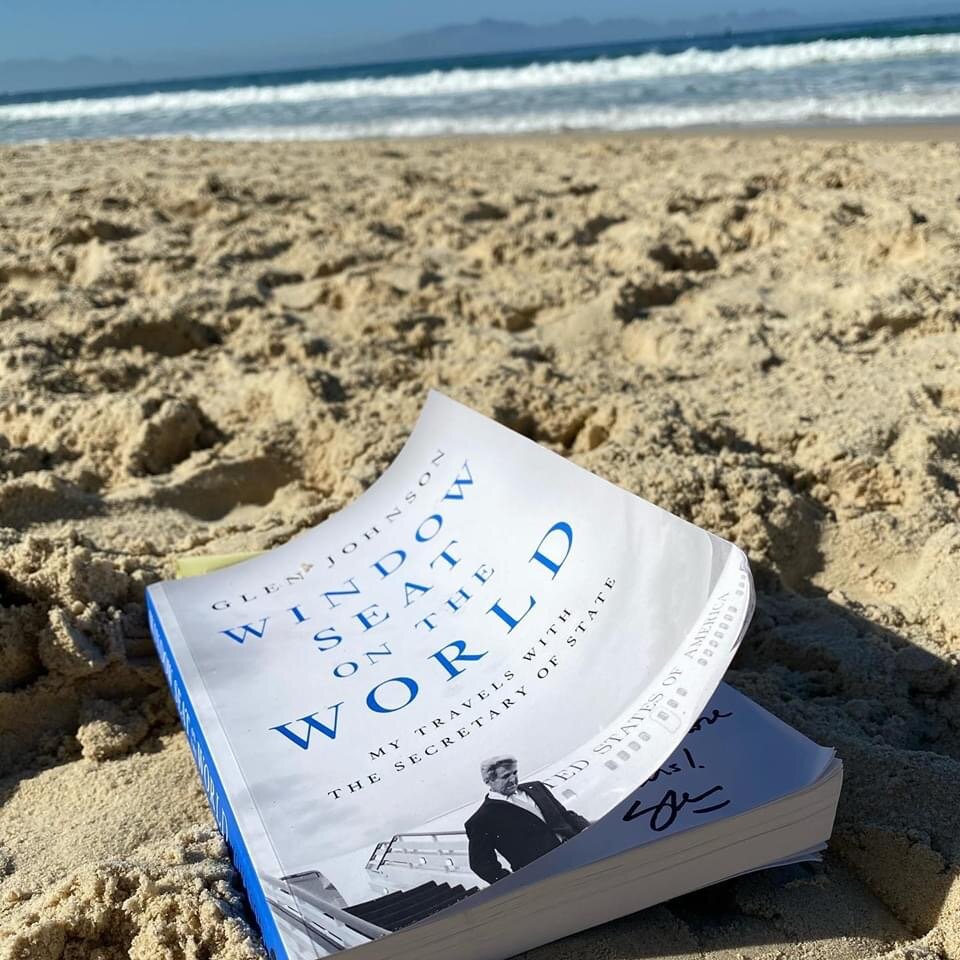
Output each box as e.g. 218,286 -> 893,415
146,390 -> 759,958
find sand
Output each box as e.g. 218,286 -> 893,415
0,131 -> 958,960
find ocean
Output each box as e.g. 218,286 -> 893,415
2,14 -> 960,144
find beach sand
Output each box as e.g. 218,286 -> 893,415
0,131 -> 958,959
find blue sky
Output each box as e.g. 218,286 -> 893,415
0,0 -> 937,63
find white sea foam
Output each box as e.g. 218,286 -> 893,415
72,89 -> 960,143
2,32 -> 959,123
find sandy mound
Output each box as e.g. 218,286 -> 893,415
0,133 -> 958,959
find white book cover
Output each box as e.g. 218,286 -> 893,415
146,390 -> 760,958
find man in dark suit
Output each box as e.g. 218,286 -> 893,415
465,755 -> 590,884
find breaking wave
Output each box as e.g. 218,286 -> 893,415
3,31 -> 960,123
185,90 -> 960,140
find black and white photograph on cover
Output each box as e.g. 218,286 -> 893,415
265,752 -> 593,954
257,678 -> 840,959
465,754 -> 590,883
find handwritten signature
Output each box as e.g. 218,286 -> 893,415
622,784 -> 731,832
643,747 -> 703,786
688,708 -> 733,734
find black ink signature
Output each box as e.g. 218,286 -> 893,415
622,785 -> 730,832
643,747 -> 704,786
688,708 -> 733,734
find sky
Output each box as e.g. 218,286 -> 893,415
0,0 -> 941,64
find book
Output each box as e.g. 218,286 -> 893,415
146,391 -> 842,960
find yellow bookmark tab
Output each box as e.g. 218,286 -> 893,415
175,552 -> 263,578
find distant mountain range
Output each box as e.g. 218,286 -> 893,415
0,7 -> 953,96
355,10 -> 803,62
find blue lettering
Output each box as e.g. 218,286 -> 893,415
355,603 -> 390,631
373,550 -> 406,579
487,595 -> 536,632
220,617 -> 269,645
443,461 -> 474,500
323,578 -> 360,610
403,581 -> 432,607
367,677 -> 419,713
531,521 -> 573,579
288,605 -> 309,624
271,703 -> 343,749
430,640 -> 488,680
313,627 -> 342,651
416,514 -> 443,542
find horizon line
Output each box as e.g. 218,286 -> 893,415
2,9 -> 958,103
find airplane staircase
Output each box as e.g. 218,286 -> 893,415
346,880 -> 478,931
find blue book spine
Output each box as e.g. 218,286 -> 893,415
146,591 -> 287,960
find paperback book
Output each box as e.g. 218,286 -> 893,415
146,391 -> 842,960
